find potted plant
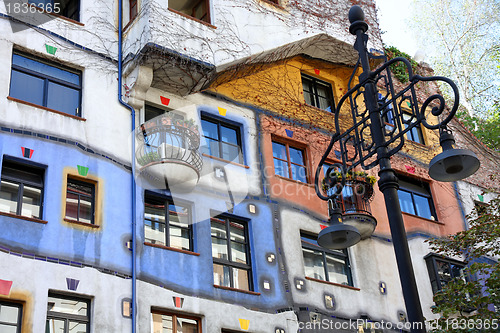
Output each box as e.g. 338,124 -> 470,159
322,170 -> 377,199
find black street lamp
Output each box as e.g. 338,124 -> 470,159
314,5 -> 480,332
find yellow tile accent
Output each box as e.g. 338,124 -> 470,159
218,107 -> 227,116
239,318 -> 250,330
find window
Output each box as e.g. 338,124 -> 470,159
272,140 -> 307,182
0,301 -> 23,333
402,111 -> 425,144
9,52 -> 82,117
65,177 -> 95,224
378,93 -> 396,130
301,233 -> 353,286
301,74 -> 335,112
144,192 -> 193,251
0,158 -> 44,219
201,116 -> 243,163
397,175 -> 437,220
151,311 -> 201,333
28,0 -> 80,21
425,254 -> 467,294
129,0 -> 138,21
211,215 -> 252,291
169,0 -> 210,23
45,294 -> 90,333
144,105 -> 181,123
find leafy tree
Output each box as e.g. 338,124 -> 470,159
426,195 -> 500,332
456,106 -> 500,151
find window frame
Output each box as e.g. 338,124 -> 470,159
397,175 -> 437,221
425,254 -> 467,295
301,232 -> 354,286
64,177 -> 96,225
150,310 -> 201,333
0,157 -> 45,220
46,293 -> 90,333
211,214 -> 253,292
272,138 -> 309,183
301,73 -> 335,112
201,114 -> 244,164
402,110 -> 425,144
143,191 -> 193,252
9,51 -> 82,117
0,300 -> 23,333
169,0 -> 211,24
129,0 -> 138,21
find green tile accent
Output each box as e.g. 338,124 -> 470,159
77,165 -> 89,176
478,194 -> 484,202
45,44 -> 57,55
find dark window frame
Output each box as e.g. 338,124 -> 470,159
201,114 -> 244,164
46,293 -> 90,333
211,214 -> 253,291
28,0 -> 80,21
9,51 -> 82,117
272,138 -> 308,183
150,310 -> 201,333
301,73 -> 335,112
301,232 -> 354,286
129,0 -> 138,21
144,191 -> 193,251
425,254 -> 467,295
0,157 -> 45,219
0,300 -> 23,333
65,177 -> 95,224
402,110 -> 425,144
397,175 -> 437,221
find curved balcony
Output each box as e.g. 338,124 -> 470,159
328,179 -> 377,239
136,118 -> 202,192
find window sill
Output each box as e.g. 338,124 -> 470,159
7,97 -> 86,121
401,212 -> 443,225
144,242 -> 200,256
27,4 -> 84,26
63,218 -> 99,228
168,8 -> 216,29
275,175 -> 313,187
0,211 -> 47,224
214,284 -> 261,296
405,140 -> 429,149
202,154 -> 249,169
305,277 -> 360,291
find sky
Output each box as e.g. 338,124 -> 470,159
375,0 -> 421,59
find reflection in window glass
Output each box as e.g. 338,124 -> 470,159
46,294 -> 89,333
272,141 -> 308,182
201,117 -> 243,163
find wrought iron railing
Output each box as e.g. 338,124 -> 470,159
328,180 -> 373,216
136,120 -> 203,174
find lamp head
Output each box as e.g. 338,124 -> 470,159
348,5 -> 368,35
317,208 -> 361,250
428,130 -> 480,182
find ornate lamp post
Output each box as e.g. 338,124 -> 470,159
314,6 -> 480,332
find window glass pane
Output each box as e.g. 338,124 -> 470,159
220,126 -> 238,144
211,218 -> 226,238
0,304 -> 19,323
0,324 -> 17,333
151,313 -> 173,333
229,222 -> 245,242
291,165 -> 307,182
413,194 -> 433,219
10,70 -> 45,106
436,261 -> 452,288
78,195 -> 93,223
211,237 -> 228,260
213,263 -> 231,288
326,253 -> 349,284
0,180 -> 19,215
69,321 -> 87,333
272,142 -> 287,160
316,84 -> 329,98
47,296 -> 88,316
201,119 -> 218,140
144,220 -> 166,245
205,138 -> 220,158
221,143 -> 240,162
46,318 -> 65,333
398,190 -> 415,215
318,96 -> 331,111
168,204 -> 189,227
230,242 -> 247,264
169,226 -> 190,250
273,159 -> 288,178
12,54 -> 80,85
65,191 -> 79,220
145,105 -> 166,122
177,317 -> 198,333
232,268 -> 249,291
289,147 -> 304,165
303,248 -> 325,280
21,184 -> 41,218
47,82 -> 80,115
303,91 -> 313,105
145,203 -> 166,223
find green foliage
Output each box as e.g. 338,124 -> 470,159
384,46 -> 418,83
426,196 -> 500,332
137,151 -> 160,166
456,106 -> 500,151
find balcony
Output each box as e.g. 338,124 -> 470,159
136,117 -> 202,192
326,177 -> 377,239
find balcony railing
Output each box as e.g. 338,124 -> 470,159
136,118 -> 202,191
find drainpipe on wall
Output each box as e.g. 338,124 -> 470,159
453,181 -> 468,230
117,2 -> 137,333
